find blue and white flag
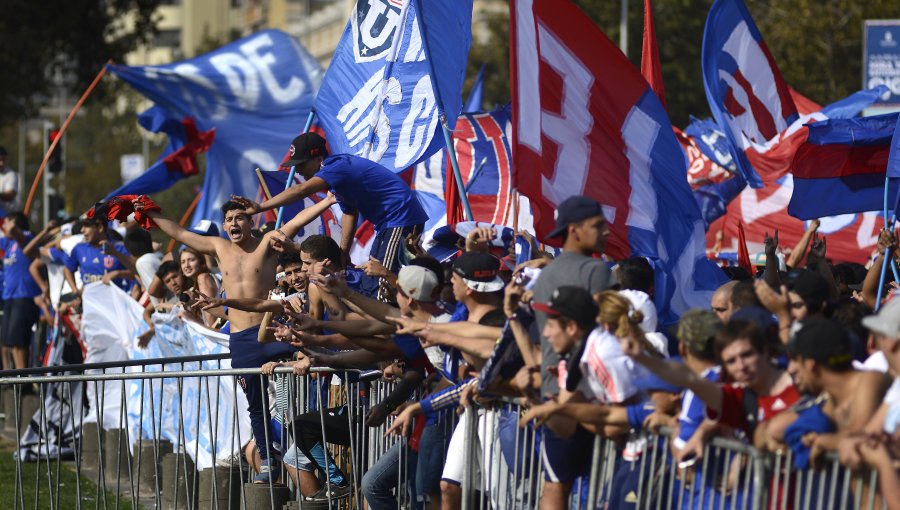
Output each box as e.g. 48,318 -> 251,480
315,0 -> 473,172
702,0 -> 799,188
108,30 -> 323,226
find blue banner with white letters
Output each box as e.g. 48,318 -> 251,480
865,21 -> 900,109
108,30 -> 323,226
315,0 -> 473,172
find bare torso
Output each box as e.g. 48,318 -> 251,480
214,237 -> 278,332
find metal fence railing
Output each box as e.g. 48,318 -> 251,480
0,363 -> 885,510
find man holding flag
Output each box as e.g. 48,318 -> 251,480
234,132 -> 427,300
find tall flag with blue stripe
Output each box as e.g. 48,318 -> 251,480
108,30 -> 323,226
511,0 -> 727,323
889,113 -> 900,220
315,0 -> 473,172
701,0 -> 799,188
789,113 -> 899,220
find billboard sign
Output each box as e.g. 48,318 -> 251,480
864,20 -> 900,112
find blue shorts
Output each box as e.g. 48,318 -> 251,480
359,224 -> 422,300
2,298 -> 38,347
540,424 -> 593,483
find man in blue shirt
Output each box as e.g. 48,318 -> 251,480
56,217 -> 137,300
234,132 -> 428,299
0,213 -> 41,370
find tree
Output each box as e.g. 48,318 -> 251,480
464,0 -> 900,127
0,0 -> 162,126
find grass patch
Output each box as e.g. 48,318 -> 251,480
0,437 -> 136,510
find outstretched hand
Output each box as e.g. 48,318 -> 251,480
385,315 -> 426,335
229,195 -> 261,215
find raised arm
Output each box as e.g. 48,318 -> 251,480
256,177 -> 331,213
619,335 -> 723,414
274,192 -> 337,239
786,219 -> 819,270
137,202 -> 219,255
23,222 -> 59,259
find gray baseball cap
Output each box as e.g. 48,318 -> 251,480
862,298 -> 900,339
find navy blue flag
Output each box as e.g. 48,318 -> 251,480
463,65 -> 485,113
888,112 -> 900,219
108,30 -> 323,226
790,113 -> 899,220
315,0 -> 473,172
702,0 -> 799,188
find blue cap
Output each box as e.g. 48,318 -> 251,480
731,306 -> 775,331
546,196 -> 606,239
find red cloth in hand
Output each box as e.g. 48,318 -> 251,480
86,195 -> 161,229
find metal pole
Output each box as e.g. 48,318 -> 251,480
442,117 -> 476,221
412,0 -> 476,221
17,122 -> 25,212
275,110 -> 316,229
619,0 -> 629,56
42,122 -> 51,226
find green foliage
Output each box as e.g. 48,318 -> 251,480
464,0 -> 900,127
0,0 -> 162,126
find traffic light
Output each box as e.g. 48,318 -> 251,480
47,128 -> 63,174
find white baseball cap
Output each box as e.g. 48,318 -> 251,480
862,298 -> 900,340
397,265 -> 440,302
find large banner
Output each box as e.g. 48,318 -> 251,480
109,30 -> 323,226
129,310 -> 250,470
864,20 -> 900,112
80,283 -> 250,470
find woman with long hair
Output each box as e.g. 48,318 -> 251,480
179,247 -> 223,328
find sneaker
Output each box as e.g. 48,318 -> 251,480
305,483 -> 351,501
215,450 -> 247,468
252,456 -> 283,485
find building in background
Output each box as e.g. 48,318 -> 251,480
124,0 -> 503,68
125,0 -> 245,65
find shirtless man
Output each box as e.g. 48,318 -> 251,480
134,194 -> 335,482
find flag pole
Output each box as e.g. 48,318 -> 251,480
275,110 -> 316,229
24,61 -> 110,215
412,0 -> 475,221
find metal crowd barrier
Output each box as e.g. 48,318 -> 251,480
0,356 -> 387,510
1,361 -> 886,510
453,403 -> 882,510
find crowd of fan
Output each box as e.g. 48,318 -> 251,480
1,133 -> 900,509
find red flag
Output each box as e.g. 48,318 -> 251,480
640,0 -> 665,108
444,153 -> 465,225
736,221 -> 753,276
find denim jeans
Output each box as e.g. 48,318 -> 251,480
416,417 -> 452,501
362,442 -> 418,510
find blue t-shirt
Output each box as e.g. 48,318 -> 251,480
315,155 -> 428,231
677,366 -> 721,447
0,233 -> 41,300
56,242 -> 133,291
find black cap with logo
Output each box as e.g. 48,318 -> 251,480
284,133 -> 328,167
